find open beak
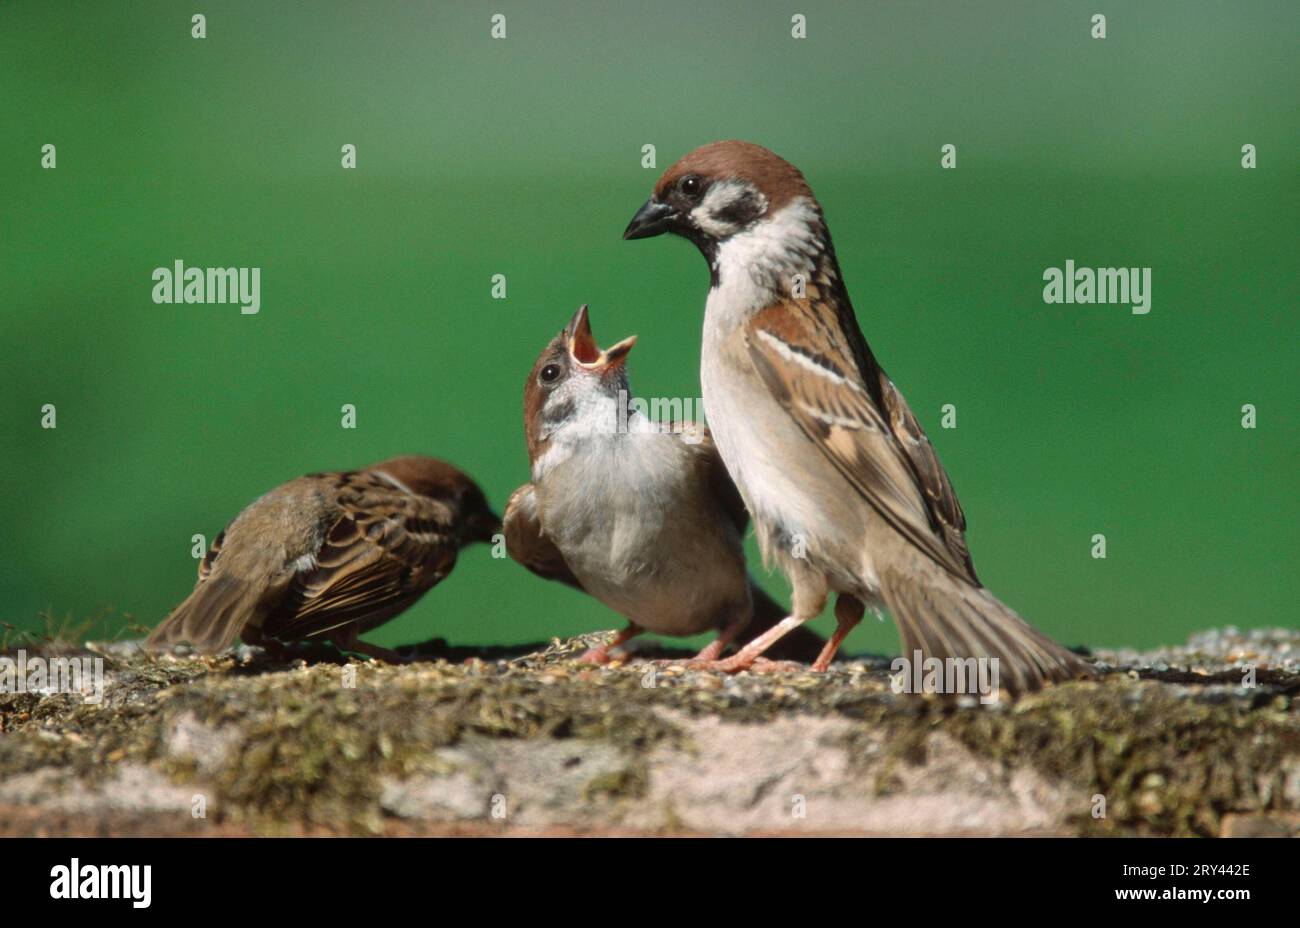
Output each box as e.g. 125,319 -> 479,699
566,304 -> 636,371
623,198 -> 676,240
601,335 -> 637,369
567,304 -> 601,364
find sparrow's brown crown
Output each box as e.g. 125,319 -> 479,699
654,140 -> 813,214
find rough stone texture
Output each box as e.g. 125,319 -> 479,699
0,627 -> 1296,836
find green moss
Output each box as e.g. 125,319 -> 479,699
1,633 -> 1295,835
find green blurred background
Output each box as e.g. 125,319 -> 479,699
2,1 -> 1295,654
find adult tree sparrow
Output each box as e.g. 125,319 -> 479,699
145,456 -> 500,661
504,305 -> 824,664
624,141 -> 1091,693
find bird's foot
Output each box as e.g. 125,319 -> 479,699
332,635 -> 411,664
577,625 -> 643,665
665,655 -> 805,674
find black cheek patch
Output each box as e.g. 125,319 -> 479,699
712,188 -> 765,227
544,397 -> 575,428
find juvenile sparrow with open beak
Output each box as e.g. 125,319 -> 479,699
504,304 -> 825,665
145,456 -> 500,662
624,141 -> 1091,693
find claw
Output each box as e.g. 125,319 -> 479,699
578,647 -> 612,665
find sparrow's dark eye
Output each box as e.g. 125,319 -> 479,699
539,364 -> 562,384
680,175 -> 703,198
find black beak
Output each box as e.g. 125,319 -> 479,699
623,199 -> 676,240
469,509 -> 502,546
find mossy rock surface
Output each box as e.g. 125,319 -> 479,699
1,628 -> 1296,836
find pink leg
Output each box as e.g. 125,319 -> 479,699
683,573 -> 829,674
812,595 -> 865,672
691,613 -> 751,662
689,615 -> 811,673
579,624 -> 643,664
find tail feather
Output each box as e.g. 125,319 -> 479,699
880,567 -> 1091,697
740,577 -> 828,663
144,573 -> 264,654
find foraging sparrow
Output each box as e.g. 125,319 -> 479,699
145,456 -> 500,661
504,304 -> 824,664
624,141 -> 1091,693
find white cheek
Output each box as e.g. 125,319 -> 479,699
691,205 -> 739,240
710,196 -> 824,313
690,180 -> 767,240
535,384 -> 625,481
